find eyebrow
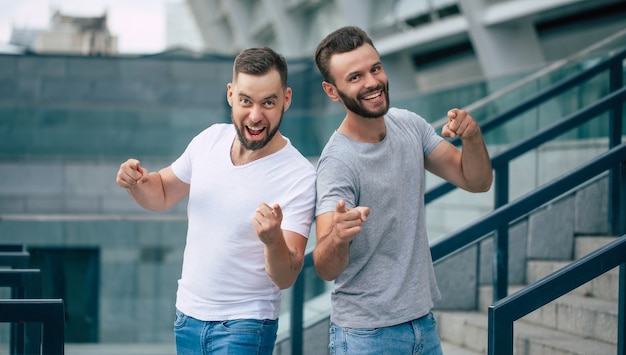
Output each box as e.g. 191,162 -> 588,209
345,61 -> 382,80
239,91 -> 279,101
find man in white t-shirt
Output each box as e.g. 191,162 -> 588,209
115,47 -> 316,355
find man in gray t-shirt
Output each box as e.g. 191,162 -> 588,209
313,26 -> 493,355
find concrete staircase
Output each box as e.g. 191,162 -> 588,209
436,236 -> 619,355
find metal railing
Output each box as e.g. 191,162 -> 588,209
426,49 -> 626,302
0,299 -> 65,355
488,234 -> 626,355
0,268 -> 43,355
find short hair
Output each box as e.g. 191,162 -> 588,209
314,26 -> 377,84
233,47 -> 288,88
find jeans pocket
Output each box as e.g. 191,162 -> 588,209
173,309 -> 188,329
344,327 -> 381,337
221,319 -> 264,334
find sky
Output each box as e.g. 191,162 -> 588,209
0,0 -> 177,54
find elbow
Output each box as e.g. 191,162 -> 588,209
312,252 -> 336,281
466,170 -> 493,193
481,171 -> 494,192
313,260 -> 338,282
275,280 -> 295,290
271,263 -> 305,290
475,176 -> 493,192
271,273 -> 299,290
315,269 -> 336,282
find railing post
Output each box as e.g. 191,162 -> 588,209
608,59 -> 624,236
493,164 -> 509,301
290,269 -> 305,355
619,263 -> 625,355
0,251 -> 30,355
614,161 -> 626,237
488,305 -> 513,355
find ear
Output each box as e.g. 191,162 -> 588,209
322,81 -> 340,102
283,87 -> 293,112
226,83 -> 234,107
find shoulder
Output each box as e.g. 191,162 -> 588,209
316,135 -> 357,176
199,123 -> 233,137
189,124 -> 234,145
386,107 -> 428,126
319,131 -> 353,157
277,139 -> 316,176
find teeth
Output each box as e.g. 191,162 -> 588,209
363,92 -> 381,100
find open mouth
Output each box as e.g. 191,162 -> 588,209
246,126 -> 266,139
361,91 -> 382,101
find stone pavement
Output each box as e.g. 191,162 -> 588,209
65,343 -> 176,355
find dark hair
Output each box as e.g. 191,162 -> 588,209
314,26 -> 377,84
233,47 -> 288,88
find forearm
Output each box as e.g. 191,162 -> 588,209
461,133 -> 493,192
127,172 -> 168,211
264,237 -> 303,289
313,232 -> 350,281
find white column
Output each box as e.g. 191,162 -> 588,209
457,0 -> 545,79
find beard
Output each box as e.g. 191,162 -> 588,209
337,82 -> 390,119
233,109 -> 283,151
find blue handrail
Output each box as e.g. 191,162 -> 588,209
431,143 -> 626,263
488,234 -> 626,355
0,299 -> 65,355
0,269 -> 42,355
426,49 -> 626,301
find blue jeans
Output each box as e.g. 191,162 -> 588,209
174,309 -> 278,355
329,311 -> 443,355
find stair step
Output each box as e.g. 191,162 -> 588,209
478,286 -> 617,344
522,293 -> 618,344
436,310 -> 616,355
436,311 -> 489,353
437,236 -> 620,354
513,317 -> 615,355
441,340 -> 483,355
575,236 -> 619,259
527,260 -> 619,301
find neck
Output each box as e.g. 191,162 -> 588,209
338,114 -> 386,143
230,134 -> 286,166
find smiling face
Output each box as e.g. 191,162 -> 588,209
228,69 -> 291,151
323,44 -> 390,119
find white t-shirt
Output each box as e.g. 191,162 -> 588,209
171,124 -> 316,321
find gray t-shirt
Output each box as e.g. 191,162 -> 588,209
316,107 -> 443,328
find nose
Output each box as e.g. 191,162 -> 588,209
248,105 -> 263,124
364,72 -> 378,89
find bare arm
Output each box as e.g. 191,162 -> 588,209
425,109 -> 493,192
116,159 -> 190,211
313,200 -> 370,281
253,203 -> 308,289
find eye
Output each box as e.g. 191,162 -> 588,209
239,98 -> 251,105
263,100 -> 276,107
349,74 -> 360,82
